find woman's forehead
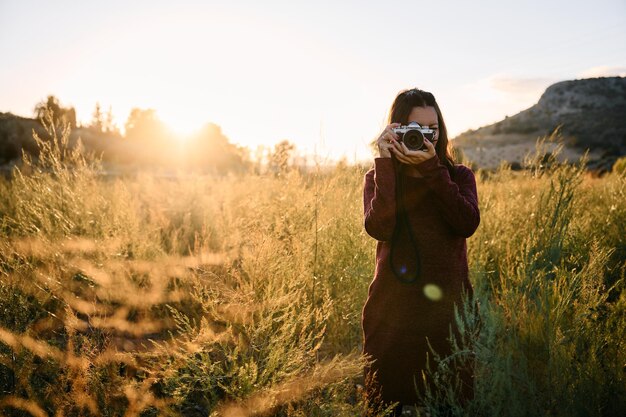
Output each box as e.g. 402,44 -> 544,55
407,106 -> 438,125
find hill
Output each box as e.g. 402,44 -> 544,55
0,112 -> 48,164
453,77 -> 626,171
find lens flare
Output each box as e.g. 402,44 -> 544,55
423,284 -> 443,301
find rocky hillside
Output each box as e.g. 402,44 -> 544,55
453,77 -> 626,171
0,112 -> 48,164
0,112 -> 135,172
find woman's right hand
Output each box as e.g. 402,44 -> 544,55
376,123 -> 401,158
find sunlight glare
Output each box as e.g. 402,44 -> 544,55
160,108 -> 209,141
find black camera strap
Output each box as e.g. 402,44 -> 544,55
389,156 -> 421,283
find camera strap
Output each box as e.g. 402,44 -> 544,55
389,156 -> 421,284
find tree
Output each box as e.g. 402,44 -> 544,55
90,102 -> 104,133
187,123 -> 249,174
103,105 -> 119,135
34,95 -> 77,129
88,103 -> 120,136
268,140 -> 296,175
124,108 -> 170,143
121,108 -> 177,165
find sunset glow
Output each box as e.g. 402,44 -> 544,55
1,0 -> 625,161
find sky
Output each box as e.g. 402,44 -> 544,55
1,0 -> 625,162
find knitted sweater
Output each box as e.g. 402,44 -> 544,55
361,155 -> 480,406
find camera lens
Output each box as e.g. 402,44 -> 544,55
402,130 -> 425,150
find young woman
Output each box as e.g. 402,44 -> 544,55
362,88 -> 479,414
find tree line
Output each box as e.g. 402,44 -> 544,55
2,95 -> 305,175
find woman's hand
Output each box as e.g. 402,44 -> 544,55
390,137 -> 436,166
376,123 -> 401,158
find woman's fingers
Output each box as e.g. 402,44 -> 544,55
399,141 -> 412,154
392,138 -> 436,166
379,142 -> 395,152
389,123 -> 401,140
421,139 -> 437,159
379,124 -> 401,143
391,146 -> 409,162
377,132 -> 389,146
423,138 -> 435,153
378,138 -> 396,158
376,123 -> 404,158
391,139 -> 404,154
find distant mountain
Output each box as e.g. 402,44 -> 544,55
453,77 -> 626,171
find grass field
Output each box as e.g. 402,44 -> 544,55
0,124 -> 625,416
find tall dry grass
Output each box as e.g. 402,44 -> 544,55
0,116 -> 624,416
0,113 -> 374,416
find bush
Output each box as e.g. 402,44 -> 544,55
612,156 -> 626,176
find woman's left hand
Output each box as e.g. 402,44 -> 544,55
390,137 -> 436,166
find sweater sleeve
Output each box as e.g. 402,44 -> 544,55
363,158 -> 396,241
415,155 -> 480,238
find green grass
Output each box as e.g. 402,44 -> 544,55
0,117 -> 624,416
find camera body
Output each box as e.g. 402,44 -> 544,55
392,122 -> 436,151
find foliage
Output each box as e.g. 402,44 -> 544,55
185,123 -> 250,175
89,102 -> 119,136
0,121 -> 624,416
124,108 -> 172,145
268,140 -> 297,175
612,156 -> 626,176
34,95 -> 76,129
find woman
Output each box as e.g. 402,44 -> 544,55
362,88 -> 479,414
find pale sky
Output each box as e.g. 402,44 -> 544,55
1,0 -> 625,162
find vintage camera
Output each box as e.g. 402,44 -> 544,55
392,122 -> 436,151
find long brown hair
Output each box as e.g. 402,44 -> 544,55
388,88 -> 456,173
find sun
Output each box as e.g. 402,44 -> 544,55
160,108 -> 208,142
163,117 -> 200,142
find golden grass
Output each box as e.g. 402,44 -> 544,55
0,116 -> 624,416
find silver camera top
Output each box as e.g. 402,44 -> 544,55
392,121 -> 436,136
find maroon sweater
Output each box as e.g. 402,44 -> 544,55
361,155 -> 480,406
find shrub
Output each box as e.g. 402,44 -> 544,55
612,156 -> 626,176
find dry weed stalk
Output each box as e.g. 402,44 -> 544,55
0,327 -> 88,368
0,396 -> 48,417
214,354 -> 363,417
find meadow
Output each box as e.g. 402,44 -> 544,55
0,120 -> 624,417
